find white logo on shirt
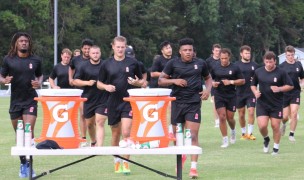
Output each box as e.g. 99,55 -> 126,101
252,66 -> 254,70
229,70 -> 232,75
194,65 -> 198,69
29,63 -> 33,69
274,77 -> 277,82
126,67 -> 129,72
296,68 -> 299,72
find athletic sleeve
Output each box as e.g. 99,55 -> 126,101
49,65 -> 57,80
70,57 -> 76,70
0,56 -> 9,77
162,59 -> 173,76
235,65 -> 244,79
201,60 -> 210,78
134,61 -> 143,79
151,58 -> 161,72
74,65 -> 84,80
251,69 -> 259,86
98,61 -> 107,83
35,57 -> 43,77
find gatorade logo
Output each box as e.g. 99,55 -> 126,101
143,104 -> 158,122
52,104 -> 69,123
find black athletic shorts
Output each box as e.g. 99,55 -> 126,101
236,95 -> 256,109
9,104 -> 38,120
83,102 -> 107,119
107,100 -> 132,126
171,101 -> 201,125
256,103 -> 283,119
283,94 -> 300,108
214,95 -> 236,112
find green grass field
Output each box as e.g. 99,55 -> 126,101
1,95 -> 304,180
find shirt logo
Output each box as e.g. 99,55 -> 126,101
129,110 -> 133,117
194,65 -> 198,69
229,70 -> 232,75
126,67 -> 129,72
195,113 -> 198,119
252,66 -> 254,70
29,106 -> 34,113
29,63 -> 33,69
252,98 -> 256,103
296,68 -> 299,72
296,98 -> 300,103
278,111 -> 282,117
274,77 -> 277,82
104,108 -> 108,114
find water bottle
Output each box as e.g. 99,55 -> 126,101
139,140 -> 160,149
176,123 -> 183,146
184,129 -> 192,146
16,120 -> 24,147
24,123 -> 32,147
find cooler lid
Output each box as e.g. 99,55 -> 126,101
39,89 -> 83,96
128,88 -> 171,96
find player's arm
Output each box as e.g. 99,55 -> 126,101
48,77 -> 60,89
200,74 -> 212,100
97,80 -> 116,92
0,74 -> 13,84
158,72 -> 187,87
68,67 -> 75,86
31,75 -> 43,89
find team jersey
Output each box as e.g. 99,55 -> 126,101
279,61 -> 304,96
212,62 -> 244,98
74,60 -> 108,105
205,56 -> 220,79
70,55 -> 89,77
151,55 -> 174,88
49,63 -> 72,88
98,56 -> 142,100
163,57 -> 210,103
235,60 -> 259,97
1,55 -> 42,105
251,66 -> 293,109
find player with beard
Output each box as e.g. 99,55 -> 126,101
251,51 -> 293,155
97,36 -> 143,174
235,45 -> 259,140
279,45 -> 304,142
159,38 -> 212,178
49,48 -> 73,89
205,44 -> 221,128
69,38 -> 93,146
212,48 -> 245,148
73,46 -> 108,147
0,32 -> 43,178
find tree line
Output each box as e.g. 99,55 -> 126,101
0,0 -> 303,76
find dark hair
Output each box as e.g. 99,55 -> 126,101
8,32 -> 33,57
285,45 -> 295,53
159,40 -> 171,50
178,38 -> 194,48
212,44 -> 221,50
240,45 -> 251,52
263,51 -> 276,60
220,48 -> 232,56
81,38 -> 93,48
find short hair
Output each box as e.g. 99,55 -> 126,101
61,48 -> 72,56
178,38 -> 194,48
263,51 -> 276,60
285,45 -> 295,53
73,49 -> 80,54
159,41 -> 171,50
8,32 -> 33,57
220,48 -> 232,56
240,45 -> 251,52
81,38 -> 93,48
112,36 -> 127,45
212,44 -> 221,50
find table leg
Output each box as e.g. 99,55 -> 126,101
29,156 -> 33,180
177,154 -> 182,180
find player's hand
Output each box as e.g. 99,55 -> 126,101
52,86 -> 60,89
31,79 -> 41,89
212,81 -> 220,88
128,76 -> 142,87
199,90 -> 210,100
270,86 -> 281,93
87,80 -> 96,86
4,76 -> 13,84
221,79 -> 231,86
141,80 -> 148,88
105,84 -> 116,92
253,90 -> 261,98
174,79 -> 187,87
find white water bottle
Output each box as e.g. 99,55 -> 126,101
16,120 -> 24,147
24,123 -> 32,147
176,123 -> 184,146
184,129 -> 192,146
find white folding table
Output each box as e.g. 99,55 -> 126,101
11,146 -> 202,180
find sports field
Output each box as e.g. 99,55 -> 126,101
1,95 -> 304,179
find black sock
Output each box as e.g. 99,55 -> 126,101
264,136 -> 270,147
19,156 -> 26,164
82,137 -> 86,139
273,148 -> 279,153
289,132 -> 294,137
91,141 -> 96,146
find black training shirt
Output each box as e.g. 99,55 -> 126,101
49,63 -> 73,88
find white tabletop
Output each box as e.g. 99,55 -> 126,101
11,146 -> 202,156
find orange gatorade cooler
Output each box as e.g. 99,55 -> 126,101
124,88 -> 175,148
34,89 -> 86,149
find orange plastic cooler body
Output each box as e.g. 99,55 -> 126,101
124,94 -> 175,148
34,95 -> 86,149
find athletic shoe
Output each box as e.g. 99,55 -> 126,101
280,124 -> 286,136
240,134 -> 248,140
221,138 -> 229,148
263,139 -> 270,153
189,168 -> 198,179
122,162 -> 131,175
114,162 -> 122,173
214,120 -> 219,128
248,134 -> 256,140
289,136 -> 296,142
230,131 -> 236,144
19,163 -> 27,178
26,162 -> 36,177
271,151 -> 279,156
80,141 -> 89,148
